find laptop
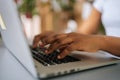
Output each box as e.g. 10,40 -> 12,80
0,0 -> 120,79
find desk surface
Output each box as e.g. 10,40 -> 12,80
0,39 -> 120,80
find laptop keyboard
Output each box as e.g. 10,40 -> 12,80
31,47 -> 80,66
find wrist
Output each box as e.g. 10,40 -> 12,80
92,35 -> 106,51
96,35 -> 107,51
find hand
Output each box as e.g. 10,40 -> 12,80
32,31 -> 56,48
44,32 -> 102,59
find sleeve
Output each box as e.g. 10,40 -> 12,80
93,0 -> 104,13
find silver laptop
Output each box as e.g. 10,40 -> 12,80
0,0 -> 120,79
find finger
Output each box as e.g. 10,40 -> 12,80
47,37 -> 73,54
54,33 -> 67,39
45,33 -> 67,44
32,34 -> 42,48
59,45 -> 68,53
33,34 -> 47,48
59,44 -> 68,50
42,33 -> 57,44
41,32 -> 55,43
57,43 -> 76,59
32,31 -> 55,48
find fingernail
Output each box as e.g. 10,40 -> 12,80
40,44 -> 45,47
57,55 -> 61,59
40,42 -> 44,46
39,41 -> 42,45
45,50 -> 48,53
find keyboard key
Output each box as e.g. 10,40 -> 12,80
31,47 -> 80,66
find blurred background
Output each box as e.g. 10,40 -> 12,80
14,0 -> 104,44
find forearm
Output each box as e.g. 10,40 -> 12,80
77,20 -> 99,34
99,35 -> 120,57
77,7 -> 101,35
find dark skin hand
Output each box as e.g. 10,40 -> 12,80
33,7 -> 120,59
32,31 -> 56,48
33,31 -> 103,59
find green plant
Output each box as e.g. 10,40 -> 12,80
99,23 -> 105,34
19,0 -> 36,18
57,0 -> 75,12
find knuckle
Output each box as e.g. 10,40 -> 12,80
68,32 -> 76,36
66,46 -> 73,51
49,44 -> 56,49
45,39 -> 50,43
54,34 -> 60,39
57,39 -> 63,44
